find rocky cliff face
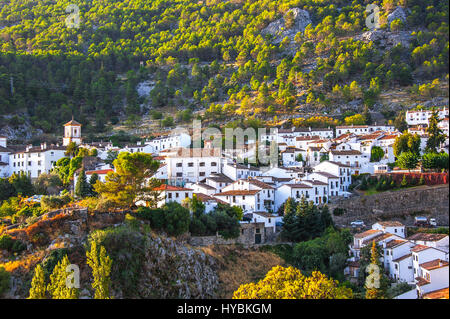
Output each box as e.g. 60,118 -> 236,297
261,8 -> 312,44
1,209 -> 219,299
137,235 -> 218,299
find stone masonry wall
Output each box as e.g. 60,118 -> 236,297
329,185 -> 449,227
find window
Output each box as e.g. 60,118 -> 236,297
211,162 -> 217,166
199,162 -> 205,167
199,172 -> 205,177
168,193 -> 172,199
176,163 -> 182,167
175,192 -> 179,198
176,172 -> 182,177
188,162 -> 194,167
185,193 -> 189,198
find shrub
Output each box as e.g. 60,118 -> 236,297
41,194 -> 72,210
333,208 -> 347,216
0,234 -> 26,253
0,266 -> 10,297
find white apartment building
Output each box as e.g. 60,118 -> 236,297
281,147 -> 305,167
144,184 -> 193,208
146,132 -> 191,153
165,148 -> 222,183
0,136 -> 11,177
275,183 -> 314,211
243,211 -> 278,232
406,108 -> 448,126
261,127 -> 334,144
222,162 -> 261,181
372,221 -> 406,238
411,245 -> 448,279
415,260 -> 449,298
222,178 -> 275,212
383,239 -> 415,281
213,189 -> 262,213
407,233 -> 449,251
304,171 -> 340,197
193,192 -> 227,213
313,161 -> 353,195
9,144 -> 66,179
336,124 -> 395,136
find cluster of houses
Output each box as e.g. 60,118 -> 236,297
0,111 -> 448,222
0,112 -> 449,297
347,221 -> 449,299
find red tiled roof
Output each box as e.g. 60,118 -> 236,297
354,229 -> 382,239
153,184 -> 193,191
330,150 -> 362,155
407,233 -> 448,242
64,119 -> 82,126
385,239 -> 407,249
420,259 -> 449,271
415,276 -> 430,287
283,183 -> 313,189
214,190 -> 260,196
86,169 -> 113,175
393,254 -> 412,263
194,193 -> 227,205
376,221 -> 404,227
411,245 -> 432,253
423,287 -> 449,299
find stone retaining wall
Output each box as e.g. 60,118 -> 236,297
329,185 -> 449,227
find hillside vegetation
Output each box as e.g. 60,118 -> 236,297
0,0 -> 448,141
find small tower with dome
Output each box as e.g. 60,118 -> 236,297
63,117 -> 82,146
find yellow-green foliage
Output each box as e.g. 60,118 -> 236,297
86,241 -> 113,299
47,255 -> 79,299
233,265 -> 353,299
28,264 -> 46,299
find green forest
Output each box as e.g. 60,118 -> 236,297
0,0 -> 448,137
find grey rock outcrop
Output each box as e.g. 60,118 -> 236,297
387,6 -> 407,25
137,235 -> 219,299
360,29 -> 412,49
261,8 -> 311,43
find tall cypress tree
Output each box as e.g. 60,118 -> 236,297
88,173 -> 99,196
28,264 -> 46,299
426,109 -> 445,152
75,168 -> 89,198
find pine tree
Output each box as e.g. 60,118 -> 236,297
47,255 -> 79,299
89,173 -> 99,196
28,264 -> 46,299
281,198 -> 297,241
86,241 -> 112,299
75,168 -> 90,198
426,109 -> 446,152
